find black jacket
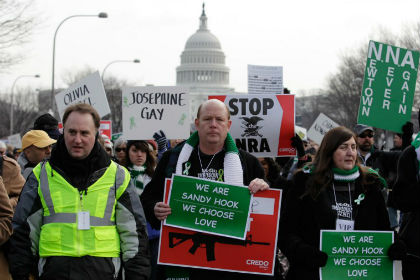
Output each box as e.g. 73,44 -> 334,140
279,170 -> 390,280
140,142 -> 270,280
8,137 -> 151,280
393,145 -> 420,258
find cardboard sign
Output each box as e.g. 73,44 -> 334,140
320,230 -> 394,280
159,179 -> 282,275
248,64 -> 284,95
165,175 -> 252,239
55,71 -> 110,120
7,133 -> 22,149
99,120 -> 112,139
209,95 -> 295,157
122,86 -> 190,140
295,125 -> 307,141
111,132 -> 123,142
307,113 -> 340,144
357,40 -> 419,133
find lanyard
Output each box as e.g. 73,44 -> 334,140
332,182 -> 353,220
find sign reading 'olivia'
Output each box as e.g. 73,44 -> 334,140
55,71 -> 110,121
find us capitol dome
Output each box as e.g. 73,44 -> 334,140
176,4 -> 235,121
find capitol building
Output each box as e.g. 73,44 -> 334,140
176,5 -> 236,120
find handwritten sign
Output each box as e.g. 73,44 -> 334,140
357,40 -> 419,133
7,133 -> 22,149
122,86 -> 190,140
307,113 -> 340,144
320,230 -> 394,280
248,64 -> 283,95
165,174 -> 252,239
55,71 -> 110,120
210,94 -> 295,157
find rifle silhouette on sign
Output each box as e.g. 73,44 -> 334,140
168,232 -> 270,261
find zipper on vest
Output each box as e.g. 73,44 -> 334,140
78,191 -> 83,256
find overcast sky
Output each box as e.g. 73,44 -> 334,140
0,0 -> 419,95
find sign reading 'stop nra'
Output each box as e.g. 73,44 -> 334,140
209,94 -> 295,157
122,86 -> 190,140
55,71 -> 110,121
357,40 -> 419,133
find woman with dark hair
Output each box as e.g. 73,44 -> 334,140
279,126 -> 390,280
126,140 -> 159,279
126,140 -> 157,195
258,157 -> 281,187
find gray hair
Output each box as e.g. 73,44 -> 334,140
0,141 -> 6,150
114,138 -> 127,153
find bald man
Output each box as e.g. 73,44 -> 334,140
141,99 -> 269,280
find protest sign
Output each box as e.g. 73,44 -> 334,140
307,113 -> 340,144
320,230 -> 394,280
111,132 -> 123,142
357,40 -> 420,133
159,179 -> 282,275
209,94 -> 295,157
165,174 -> 252,239
55,71 -> 110,120
248,64 -> 283,95
122,86 -> 189,140
99,120 -> 112,139
295,125 -> 307,141
8,133 -> 21,148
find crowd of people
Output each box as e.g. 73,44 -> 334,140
0,99 -> 418,280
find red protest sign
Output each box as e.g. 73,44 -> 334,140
209,94 -> 295,157
158,179 -> 281,275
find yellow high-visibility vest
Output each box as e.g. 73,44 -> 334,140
33,161 -> 130,257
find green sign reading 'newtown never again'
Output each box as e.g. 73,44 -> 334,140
165,174 -> 252,239
357,40 -> 419,133
320,230 -> 394,280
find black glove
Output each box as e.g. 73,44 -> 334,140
388,240 -> 407,260
0,156 -> 3,177
291,134 -> 305,158
300,245 -> 328,268
401,121 -> 414,149
153,130 -> 167,151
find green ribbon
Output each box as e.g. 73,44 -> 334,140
354,193 -> 365,205
217,169 -> 224,181
183,162 -> 191,175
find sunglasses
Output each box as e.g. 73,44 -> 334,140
358,132 -> 374,138
115,147 -> 126,152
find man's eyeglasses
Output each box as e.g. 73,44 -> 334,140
115,147 -> 125,152
358,132 -> 374,138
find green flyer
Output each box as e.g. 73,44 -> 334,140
320,230 -> 394,280
165,174 -> 252,239
357,40 -> 419,133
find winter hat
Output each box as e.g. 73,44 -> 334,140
33,113 -> 60,140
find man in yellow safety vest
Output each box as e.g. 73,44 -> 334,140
9,104 -> 151,280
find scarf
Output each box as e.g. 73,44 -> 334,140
129,164 -> 146,194
49,134 -> 111,191
332,166 -> 360,182
176,131 -> 243,185
411,133 -> 420,164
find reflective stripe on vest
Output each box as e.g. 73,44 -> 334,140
39,163 -> 126,226
36,161 -> 129,258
